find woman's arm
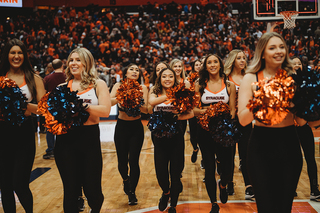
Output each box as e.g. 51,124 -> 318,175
109,82 -> 121,106
178,110 -> 194,120
27,75 -> 46,114
140,85 -> 149,114
148,90 -> 167,106
147,86 -> 155,114
193,83 -> 206,116
86,79 -> 111,118
227,81 -> 236,119
238,74 -> 255,126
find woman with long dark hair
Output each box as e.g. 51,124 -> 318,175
149,67 -> 194,213
291,56 -> 320,199
193,54 -> 236,213
0,38 -> 46,213
110,63 -> 148,205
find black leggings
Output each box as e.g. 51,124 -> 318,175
296,124 -> 318,190
188,117 -> 199,150
197,124 -> 233,203
114,118 -> 144,193
0,118 -> 35,213
238,123 -> 252,186
247,125 -> 302,213
153,121 -> 185,207
55,125 -> 104,213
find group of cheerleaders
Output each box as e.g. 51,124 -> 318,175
0,32 -> 319,213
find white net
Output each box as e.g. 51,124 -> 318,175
280,11 -> 299,29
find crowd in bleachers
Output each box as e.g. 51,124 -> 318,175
1,0 -> 320,88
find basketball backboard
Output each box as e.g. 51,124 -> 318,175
253,0 -> 320,21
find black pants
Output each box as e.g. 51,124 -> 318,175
114,118 -> 144,193
188,117 -> 199,150
55,125 -> 104,213
296,124 -> 318,190
247,125 -> 302,213
153,121 -> 185,207
0,118 -> 35,213
197,124 -> 233,203
238,123 -> 253,186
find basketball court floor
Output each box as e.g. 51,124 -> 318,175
1,120 -> 320,213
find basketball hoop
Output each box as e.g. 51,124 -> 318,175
280,11 -> 299,29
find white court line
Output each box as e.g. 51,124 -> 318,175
127,199 -> 320,213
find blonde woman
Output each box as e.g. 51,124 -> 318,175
54,48 -> 111,213
224,49 -> 254,199
169,59 -> 191,87
238,32 -> 306,212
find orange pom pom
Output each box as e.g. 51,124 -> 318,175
247,69 -> 295,126
116,79 -> 143,109
198,101 -> 230,131
166,82 -> 198,114
37,93 -> 70,135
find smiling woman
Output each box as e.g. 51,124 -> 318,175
110,63 -> 148,205
237,32 -> 306,213
53,47 -> 111,213
0,38 -> 46,213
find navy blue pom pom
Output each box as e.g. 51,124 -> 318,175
209,114 -> 241,147
0,84 -> 27,126
148,110 -> 179,138
292,68 -> 320,121
47,85 -> 90,128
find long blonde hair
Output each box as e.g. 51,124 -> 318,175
246,32 -> 293,74
224,49 -> 247,76
65,48 -> 98,89
169,59 -> 186,80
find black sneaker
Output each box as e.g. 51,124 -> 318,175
245,186 -> 255,200
218,179 -> 228,204
43,152 -> 54,160
203,177 -> 205,182
191,147 -> 199,163
158,192 -> 170,211
210,203 -> 220,213
168,206 -> 176,213
78,197 -> 85,212
200,160 -> 205,169
310,187 -> 320,200
123,178 -> 130,195
227,182 -> 234,195
128,192 -> 138,205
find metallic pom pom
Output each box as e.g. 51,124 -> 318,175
116,79 -> 144,117
148,110 -> 179,138
247,69 -> 295,126
0,77 -> 27,126
166,82 -> 199,114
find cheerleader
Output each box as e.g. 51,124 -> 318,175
188,59 -> 202,163
54,48 -> 111,213
292,56 -> 320,199
170,59 -> 191,87
238,32 -> 306,212
193,54 -> 236,213
110,63 -> 148,205
0,38 -> 45,213
148,61 -> 169,114
224,49 -> 254,199
149,67 -> 193,213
